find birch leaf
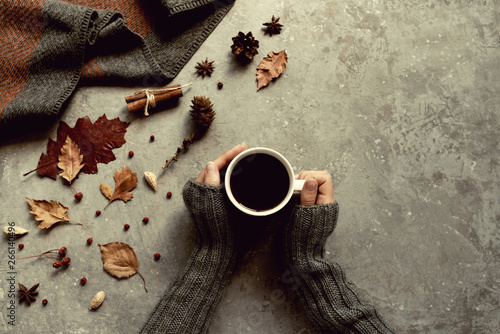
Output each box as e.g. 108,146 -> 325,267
98,242 -> 147,292
58,136 -> 84,184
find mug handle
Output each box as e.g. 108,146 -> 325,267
293,179 -> 306,194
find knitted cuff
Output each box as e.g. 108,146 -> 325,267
284,203 -> 339,268
283,202 -> 395,334
182,179 -> 234,243
140,179 -> 236,334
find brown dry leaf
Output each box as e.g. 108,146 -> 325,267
58,136 -> 84,184
103,166 -> 138,210
256,50 -> 288,91
100,183 -> 113,200
34,115 -> 129,179
98,242 -> 147,292
26,198 -> 81,229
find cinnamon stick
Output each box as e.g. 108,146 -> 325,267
125,84 -> 183,113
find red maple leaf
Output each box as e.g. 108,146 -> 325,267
36,115 -> 129,179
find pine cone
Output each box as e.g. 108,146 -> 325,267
231,31 -> 259,63
190,96 -> 215,130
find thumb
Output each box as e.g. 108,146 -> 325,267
203,161 -> 220,185
300,178 -> 318,206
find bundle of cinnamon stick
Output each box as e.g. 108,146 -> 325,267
125,84 -> 188,115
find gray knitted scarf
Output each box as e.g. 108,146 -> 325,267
0,0 -> 234,136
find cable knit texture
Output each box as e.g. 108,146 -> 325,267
0,0 -> 235,137
283,202 -> 395,334
140,179 -> 237,334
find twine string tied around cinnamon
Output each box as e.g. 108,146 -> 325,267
134,83 -> 192,116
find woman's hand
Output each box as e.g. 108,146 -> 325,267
295,170 -> 335,206
196,143 -> 248,185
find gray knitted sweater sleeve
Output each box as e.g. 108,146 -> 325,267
140,179 -> 237,334
283,202 -> 396,334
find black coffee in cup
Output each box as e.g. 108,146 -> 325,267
229,153 -> 290,211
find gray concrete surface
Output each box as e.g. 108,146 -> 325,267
1,0 -> 500,333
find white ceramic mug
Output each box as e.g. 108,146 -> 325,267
225,147 -> 305,216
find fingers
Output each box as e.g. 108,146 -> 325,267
300,178 -> 318,206
213,143 -> 248,170
202,161 -> 219,185
296,170 -> 335,205
196,143 -> 248,185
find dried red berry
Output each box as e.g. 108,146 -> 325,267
53,262 -> 62,268
167,191 -> 172,199
95,210 -> 101,216
87,238 -> 93,245
61,257 -> 71,265
129,151 -> 134,158
143,217 -> 149,223
150,135 -> 155,141
124,224 -> 130,230
18,244 -> 24,250
154,253 -> 161,261
58,247 -> 67,257
42,299 -> 48,306
217,82 -> 223,89
74,192 -> 83,200
80,277 -> 87,285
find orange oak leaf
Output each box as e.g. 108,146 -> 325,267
256,50 -> 288,91
26,198 -> 81,229
58,136 -> 84,184
98,242 -> 147,292
103,166 -> 138,209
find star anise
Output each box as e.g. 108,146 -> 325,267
195,58 -> 215,77
263,15 -> 283,36
18,283 -> 39,305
